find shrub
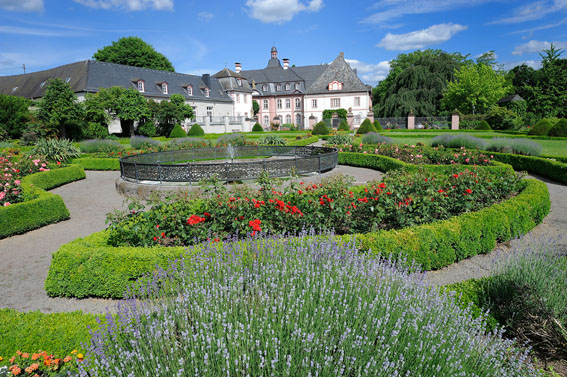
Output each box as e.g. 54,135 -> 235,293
168,124 -> 187,138
548,118 -> 567,137
130,135 -> 160,149
216,133 -> 251,146
475,120 -> 491,130
136,120 -> 156,137
486,138 -> 542,156
486,106 -> 520,130
361,132 -> 393,145
374,120 -> 383,130
81,122 -> 108,139
356,118 -> 377,134
259,135 -> 287,145
430,134 -> 487,150
79,139 -> 124,154
167,137 -> 211,149
252,122 -> 264,132
187,123 -> 205,136
528,118 -> 554,136
338,120 -> 350,131
75,236 -> 539,377
31,138 -> 81,163
311,121 -> 329,135
327,134 -> 353,145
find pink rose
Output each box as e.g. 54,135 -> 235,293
14,180 -> 20,185
3,202 -> 10,206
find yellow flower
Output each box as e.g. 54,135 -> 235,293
71,350 -> 77,354
0,356 -> 3,361
77,353 -> 84,360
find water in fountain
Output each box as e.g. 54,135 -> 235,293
227,144 -> 236,162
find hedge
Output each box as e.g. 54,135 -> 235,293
487,152 -> 567,184
45,155 -> 547,298
0,309 -> 102,358
71,157 -> 120,171
288,136 -> 319,146
0,165 -> 86,239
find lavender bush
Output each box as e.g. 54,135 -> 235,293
486,138 -> 542,156
76,235 -> 541,377
431,134 -> 488,150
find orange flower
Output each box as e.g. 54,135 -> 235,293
53,358 -> 61,365
44,359 -> 51,366
63,356 -> 72,363
31,353 -> 40,360
11,366 -> 22,375
29,363 -> 39,371
9,356 -> 15,364
21,353 -> 29,359
16,351 -> 22,356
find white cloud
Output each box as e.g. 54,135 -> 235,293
345,58 -> 390,85
73,0 -> 173,11
0,25 -> 87,37
245,0 -> 322,23
378,23 -> 467,51
502,60 -> 542,70
492,0 -> 567,24
362,0 -> 493,25
198,11 -> 213,22
0,0 -> 43,12
512,39 -> 567,55
506,18 -> 567,35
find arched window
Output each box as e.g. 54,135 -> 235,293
161,82 -> 168,94
328,81 -> 343,91
204,88 -> 210,97
295,82 -> 300,90
276,84 -> 282,91
286,114 -> 291,124
296,113 -> 302,125
285,83 -> 290,91
137,80 -> 145,92
187,85 -> 193,96
263,84 -> 268,92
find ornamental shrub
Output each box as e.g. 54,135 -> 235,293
32,138 -> 81,163
136,120 -> 156,137
260,135 -> 287,145
486,138 -> 542,156
327,134 -> 353,145
312,121 -> 329,135
252,122 -> 264,132
79,139 -> 124,154
187,123 -> 205,136
168,137 -> 211,149
356,118 -> 377,134
486,106 -> 520,130
361,132 -> 392,145
82,122 -> 109,139
548,118 -> 567,137
528,118 -> 554,136
475,120 -> 491,130
374,120 -> 383,130
431,134 -> 487,150
75,235 -> 540,377
169,124 -> 187,138
338,120 -> 350,131
130,135 -> 160,149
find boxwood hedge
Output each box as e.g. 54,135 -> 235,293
488,152 -> 567,184
0,165 -> 86,238
45,154 -> 549,298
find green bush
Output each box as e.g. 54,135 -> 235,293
356,118 -> 377,134
327,134 -> 353,145
528,118 -> 554,136
361,132 -> 393,145
79,139 -> 124,154
548,118 -> 567,137
168,124 -> 187,138
475,120 -> 491,130
136,120 -> 157,137
373,120 -> 383,130
0,165 -> 85,238
431,134 -> 487,149
312,121 -> 329,135
441,279 -> 499,330
71,157 -> 120,170
489,152 -> 567,184
167,137 -> 211,149
338,120 -> 350,131
32,138 -> 81,163
485,106 -> 520,130
252,122 -> 264,132
260,135 -> 287,145
82,122 -> 109,139
187,123 -> 205,136
216,133 -> 250,146
130,135 -> 160,149
486,138 -> 542,156
0,309 -> 102,357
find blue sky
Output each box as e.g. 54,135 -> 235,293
1,0 -> 566,85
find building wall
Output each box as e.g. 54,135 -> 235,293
255,95 -> 305,128
229,91 -> 253,117
303,92 -> 371,128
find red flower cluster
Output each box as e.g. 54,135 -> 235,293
249,219 -> 262,236
187,215 -> 206,225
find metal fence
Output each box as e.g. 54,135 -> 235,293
120,146 -> 338,183
375,117 -> 407,129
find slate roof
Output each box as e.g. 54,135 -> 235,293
212,68 -> 253,93
497,94 -> 524,104
305,53 -> 369,94
0,60 -> 232,102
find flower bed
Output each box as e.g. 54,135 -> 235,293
1,154 -> 53,206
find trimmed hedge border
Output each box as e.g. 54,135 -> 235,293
486,152 -> 567,184
0,165 -> 86,239
375,132 -> 567,141
71,157 -> 120,171
45,153 -> 549,298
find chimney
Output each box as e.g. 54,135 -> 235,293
339,52 -> 344,58
202,74 -> 211,88
283,58 -> 289,70
235,62 -> 241,74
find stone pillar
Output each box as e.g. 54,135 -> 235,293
224,116 -> 229,133
451,111 -> 460,130
308,115 -> 316,129
241,116 -> 248,132
407,111 -> 415,130
346,108 -> 354,129
366,107 -> 374,123
204,116 -> 210,134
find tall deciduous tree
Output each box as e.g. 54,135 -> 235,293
442,63 -> 510,115
93,37 -> 175,72
0,94 -> 32,138
37,79 -> 84,139
152,94 -> 194,136
116,88 -> 150,136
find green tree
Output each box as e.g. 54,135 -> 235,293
252,100 -> 260,116
116,88 -> 150,136
442,63 -> 510,114
152,94 -> 194,136
535,44 -> 567,118
37,79 -> 84,139
0,94 -> 32,138
93,36 -> 175,72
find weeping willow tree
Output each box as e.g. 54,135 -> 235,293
374,51 -> 467,117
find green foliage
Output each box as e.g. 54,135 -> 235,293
475,120 -> 491,130
168,124 -> 187,138
431,134 -> 488,149
79,139 -> 124,154
485,106 -> 521,130
152,95 -> 193,136
130,135 -> 160,149
373,120 -> 383,130
116,88 -> 150,136
287,136 -> 318,146
442,63 -> 511,114
486,138 -> 542,156
327,134 -> 353,145
82,121 -> 109,139
548,118 -> 567,137
187,123 -> 205,136
361,132 -> 393,145
37,79 -> 85,139
356,118 -> 377,134
311,121 -> 329,135
489,151 -> 567,184
93,36 -> 174,71
32,138 -> 81,163
252,122 -> 264,132
167,137 -> 211,150
259,135 -> 287,145
338,120 -> 350,131
252,100 -> 260,116
71,157 -> 120,170
216,133 -> 250,146
0,165 -> 85,238
528,118 -> 554,135
322,108 -> 348,120
0,309 -> 101,356
0,94 -> 32,138
135,119 -> 157,137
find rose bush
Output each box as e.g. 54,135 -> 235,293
0,153 -> 53,206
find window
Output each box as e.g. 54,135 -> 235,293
331,98 -> 340,108
206,106 -> 213,120
137,80 -> 144,92
295,98 -> 301,108
187,85 -> 193,96
354,115 -> 361,125
277,99 -> 282,109
204,88 -> 210,97
263,99 -> 268,110
236,78 -> 242,86
312,99 -> 317,109
161,83 -> 168,94
263,84 -> 268,92
328,81 -> 343,91
11,86 -> 18,93
263,115 -> 269,126
65,77 -> 71,83
296,113 -> 302,125
286,114 -> 291,124
243,95 -> 248,103
354,97 -> 360,106
285,99 -> 291,109
40,81 -> 46,88
236,93 -> 240,103
295,82 -> 300,90
276,84 -> 282,91
285,83 -> 290,91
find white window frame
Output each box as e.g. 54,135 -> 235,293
312,99 -> 317,109
354,97 -> 360,107
331,98 -> 340,108
187,85 -> 193,96
137,80 -> 145,92
161,82 -> 168,94
276,84 -> 282,91
263,99 -> 269,110
296,113 -> 302,125
236,93 -> 240,103
236,78 -> 242,86
285,98 -> 291,109
263,115 -> 269,126
263,84 -> 268,92
295,98 -> 301,108
204,88 -> 210,97
285,83 -> 290,91
286,114 -> 291,124
277,99 -> 282,109
295,82 -> 300,90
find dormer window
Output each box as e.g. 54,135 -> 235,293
11,86 -> 18,93
186,85 -> 193,96
236,78 -> 242,87
285,83 -> 290,91
295,82 -> 300,90
161,82 -> 168,94
204,88 -> 210,97
276,84 -> 282,91
328,81 -> 343,91
137,80 -> 145,92
262,84 -> 268,92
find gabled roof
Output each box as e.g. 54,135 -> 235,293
305,52 -> 369,94
212,67 -> 244,79
212,68 -> 253,93
497,94 -> 524,104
